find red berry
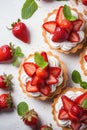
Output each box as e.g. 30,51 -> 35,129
52,27 -> 69,42
36,68 -> 48,79
82,0 -> 87,5
84,55 -> 87,62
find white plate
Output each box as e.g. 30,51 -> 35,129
0,0 -> 87,130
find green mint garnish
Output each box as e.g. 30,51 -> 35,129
17,102 -> 28,116
13,46 -> 24,66
63,5 -> 77,21
80,81 -> 87,89
34,52 -> 48,69
82,99 -> 87,109
72,70 -> 82,84
21,0 -> 38,19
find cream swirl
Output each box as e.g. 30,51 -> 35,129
55,91 -> 87,130
21,56 -> 63,97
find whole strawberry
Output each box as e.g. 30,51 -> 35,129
11,19 -> 30,43
0,74 -> 13,89
40,124 -> 53,130
0,43 -> 24,66
0,93 -> 13,109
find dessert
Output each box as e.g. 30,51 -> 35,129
42,5 -> 86,54
18,51 -> 67,100
52,87 -> 87,130
80,46 -> 87,76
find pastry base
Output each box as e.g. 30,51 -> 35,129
18,51 -> 67,100
52,87 -> 87,130
42,8 -> 86,54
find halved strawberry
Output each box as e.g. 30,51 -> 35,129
58,108 -> 69,120
84,55 -> 87,62
26,81 -> 39,92
41,52 -> 48,62
31,75 -> 45,87
56,6 -> 65,26
61,95 -> 75,112
46,74 -> 58,85
36,68 -> 48,79
49,67 -> 61,78
68,112 -> 79,122
42,21 -> 57,34
71,121 -> 81,130
72,19 -> 83,32
23,62 -> 37,77
75,92 -> 87,105
68,32 -> 80,42
39,85 -> 51,96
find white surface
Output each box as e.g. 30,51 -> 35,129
0,0 -> 87,130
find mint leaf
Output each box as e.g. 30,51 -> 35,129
72,70 -> 82,83
80,81 -> 87,89
12,57 -> 19,66
34,52 -> 48,69
21,0 -> 38,19
63,5 -> 77,21
17,102 -> 28,116
82,99 -> 87,109
14,47 -> 24,57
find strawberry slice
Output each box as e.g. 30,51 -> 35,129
58,108 -> 69,120
68,112 -> 79,122
72,19 -> 83,32
83,120 -> 87,124
31,75 -> 45,87
75,92 -> 87,105
68,32 -> 80,42
49,67 -> 61,78
56,6 -> 65,26
39,85 -> 51,96
46,74 -> 58,85
71,121 -> 81,130
80,114 -> 87,122
84,55 -> 87,62
41,52 -> 48,62
42,21 -> 57,34
61,95 -> 75,112
23,62 -> 37,77
26,81 -> 39,92
36,68 -> 48,79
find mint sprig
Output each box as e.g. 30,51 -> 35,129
72,70 -> 87,89
82,99 -> 87,109
63,5 -> 77,21
34,52 -> 48,69
21,0 -> 38,19
17,102 -> 29,116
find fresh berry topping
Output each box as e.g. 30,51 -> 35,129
68,112 -> 79,122
23,109 -> 38,126
61,95 -> 75,112
84,55 -> 87,62
23,62 -> 37,77
49,67 -> 61,78
75,92 -> 87,105
46,74 -> 58,85
80,113 -> 87,122
41,52 -> 48,62
68,32 -> 80,42
71,121 -> 81,130
60,19 -> 73,31
40,124 -> 53,130
0,93 -> 13,109
72,19 -> 83,32
12,20 -> 29,43
26,81 -> 39,92
36,67 -> 48,79
42,21 -> 57,34
39,85 -> 51,96
0,74 -> 13,89
82,0 -> 87,5
71,104 -> 83,117
52,27 -> 69,42
56,6 -> 65,26
58,108 -> 69,120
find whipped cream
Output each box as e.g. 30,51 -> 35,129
20,56 -> 63,97
84,50 -> 87,70
55,91 -> 87,130
45,10 -> 85,51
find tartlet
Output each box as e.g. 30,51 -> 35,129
80,46 -> 87,76
18,51 -> 67,100
52,87 -> 87,130
42,5 -> 86,54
